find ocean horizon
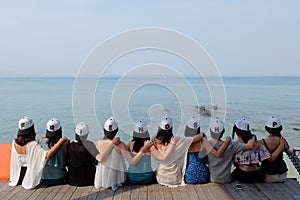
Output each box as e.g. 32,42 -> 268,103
1,75 -> 300,179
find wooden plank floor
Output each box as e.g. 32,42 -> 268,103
1,179 -> 300,200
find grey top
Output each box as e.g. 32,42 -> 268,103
201,141 -> 245,184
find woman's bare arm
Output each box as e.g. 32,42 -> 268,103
45,137 -> 68,159
95,137 -> 120,163
119,140 -> 152,165
244,136 -> 255,150
202,137 -> 231,157
150,137 -> 176,161
267,137 -> 285,161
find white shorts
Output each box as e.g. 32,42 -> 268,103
264,172 -> 287,183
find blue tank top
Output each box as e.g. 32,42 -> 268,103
184,152 -> 209,184
127,153 -> 154,184
40,138 -> 67,179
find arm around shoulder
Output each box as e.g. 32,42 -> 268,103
45,137 -> 68,160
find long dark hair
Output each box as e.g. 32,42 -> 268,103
156,128 -> 173,146
232,124 -> 253,143
46,127 -> 62,149
75,133 -> 88,144
15,125 -> 36,146
103,128 -> 118,140
132,130 -> 150,152
132,136 -> 150,152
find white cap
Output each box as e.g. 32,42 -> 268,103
134,120 -> 148,133
104,117 -> 118,132
265,116 -> 281,128
18,116 -> 34,130
186,116 -> 200,129
235,118 -> 250,131
46,118 -> 61,132
76,122 -> 89,136
159,116 -> 173,130
209,118 -> 224,134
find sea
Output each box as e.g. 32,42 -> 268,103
1,76 -> 300,178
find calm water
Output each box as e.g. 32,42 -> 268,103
1,76 -> 300,178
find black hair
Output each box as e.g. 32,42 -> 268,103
75,133 -> 88,144
46,127 -> 62,149
232,124 -> 253,143
156,127 -> 173,146
210,128 -> 225,140
265,125 -> 282,137
184,126 -> 200,137
15,125 -> 36,146
103,128 -> 118,140
132,136 -> 150,153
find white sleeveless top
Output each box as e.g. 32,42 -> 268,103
94,140 -> 126,188
9,140 -> 47,189
155,137 -> 193,187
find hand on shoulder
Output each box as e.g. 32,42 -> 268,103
112,137 -> 121,145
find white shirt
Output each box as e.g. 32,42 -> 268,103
9,140 -> 47,189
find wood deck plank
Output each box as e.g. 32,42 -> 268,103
154,183 -> 164,200
162,185 -> 172,200
61,185 -> 77,200
3,185 -> 23,200
193,184 -> 210,200
112,185 -> 124,200
241,183 -> 269,200
147,184 -> 155,200
130,185 -> 139,200
1,179 -> 300,200
53,184 -> 71,200
120,185 -> 131,200
185,185 -> 199,200
103,187 -> 114,200
282,179 -> 300,195
209,183 -> 233,200
95,187 -> 107,200
223,183 -> 243,200
170,186 -> 186,200
138,185 -> 147,200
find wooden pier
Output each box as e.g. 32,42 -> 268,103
1,179 -> 300,200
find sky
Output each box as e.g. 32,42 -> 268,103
0,1 -> 300,77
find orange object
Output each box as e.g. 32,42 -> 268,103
0,144 -> 12,180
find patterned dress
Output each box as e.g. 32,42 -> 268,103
184,152 -> 209,184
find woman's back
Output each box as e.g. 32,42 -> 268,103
185,151 -> 209,184
127,141 -> 154,184
40,138 -> 66,183
66,141 -> 96,186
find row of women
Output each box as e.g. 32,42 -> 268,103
9,114 -> 293,190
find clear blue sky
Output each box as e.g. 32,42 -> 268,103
0,1 -> 299,77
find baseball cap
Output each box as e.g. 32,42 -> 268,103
104,117 -> 118,132
265,116 -> 281,128
18,116 -> 34,130
46,118 -> 62,138
134,120 -> 148,133
133,120 -> 150,138
209,118 -> 224,134
47,118 -> 61,132
75,122 -> 89,136
159,116 -> 173,130
235,118 -> 250,131
18,116 -> 35,136
186,116 -> 200,129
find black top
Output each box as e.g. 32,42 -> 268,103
66,140 -> 98,186
261,139 -> 288,175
